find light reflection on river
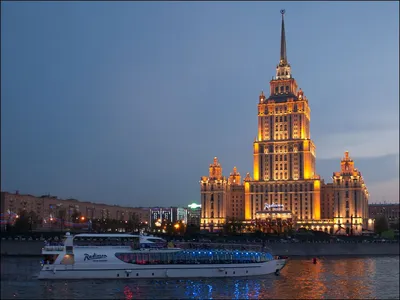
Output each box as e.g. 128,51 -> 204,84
1,256 -> 399,299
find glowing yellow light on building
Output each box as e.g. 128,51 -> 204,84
244,182 -> 251,220
253,143 -> 260,181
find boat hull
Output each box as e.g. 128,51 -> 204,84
38,259 -> 286,280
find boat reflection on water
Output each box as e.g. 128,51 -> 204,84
1,256 -> 398,299
119,257 -> 381,300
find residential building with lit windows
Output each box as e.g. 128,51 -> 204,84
0,191 -> 151,225
369,203 -> 400,226
149,207 -> 187,227
187,203 -> 201,226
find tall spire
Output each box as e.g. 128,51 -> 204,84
275,9 -> 291,80
280,9 -> 287,64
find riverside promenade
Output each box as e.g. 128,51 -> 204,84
1,239 -> 399,257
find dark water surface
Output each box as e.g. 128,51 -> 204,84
1,256 -> 399,299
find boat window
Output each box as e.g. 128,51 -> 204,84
114,250 -> 276,265
73,236 -> 139,247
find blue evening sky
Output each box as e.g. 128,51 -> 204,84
1,1 -> 399,207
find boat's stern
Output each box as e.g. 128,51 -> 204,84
274,256 -> 288,275
276,258 -> 287,270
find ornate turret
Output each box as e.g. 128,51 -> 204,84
259,91 -> 266,103
209,157 -> 223,180
228,166 -> 241,185
340,151 -> 355,173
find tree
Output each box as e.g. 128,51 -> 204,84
173,220 -> 186,235
12,210 -> 30,233
374,216 -> 389,236
128,213 -> 141,232
71,209 -> 81,222
185,224 -> 200,236
389,222 -> 399,231
27,211 -> 39,231
223,218 -> 232,235
57,208 -> 67,231
222,217 -> 246,235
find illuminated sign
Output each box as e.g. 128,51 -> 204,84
188,203 -> 201,209
264,204 -> 284,210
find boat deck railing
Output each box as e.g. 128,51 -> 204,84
115,249 -> 274,265
43,245 -> 65,251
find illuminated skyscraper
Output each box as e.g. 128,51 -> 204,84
244,10 -> 321,221
200,10 -> 370,233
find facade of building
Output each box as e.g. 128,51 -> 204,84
201,11 -> 322,232
227,167 -> 245,220
149,207 -> 188,227
369,203 -> 400,226
254,203 -> 295,234
199,11 -> 371,235
321,183 -> 334,219
200,157 -> 228,231
332,151 -> 370,235
0,191 -> 150,225
187,203 -> 201,226
245,11 -> 321,223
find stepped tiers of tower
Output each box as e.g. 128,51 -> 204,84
199,11 -> 371,236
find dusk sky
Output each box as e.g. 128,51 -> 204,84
1,2 -> 399,207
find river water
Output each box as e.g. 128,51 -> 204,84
1,256 -> 399,299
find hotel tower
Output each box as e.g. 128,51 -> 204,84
200,10 -> 370,234
244,10 -> 321,221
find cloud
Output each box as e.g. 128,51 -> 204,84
317,153 -> 399,203
315,129 -> 399,159
317,153 -> 399,184
367,178 -> 399,204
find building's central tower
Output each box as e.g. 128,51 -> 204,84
245,10 -> 321,221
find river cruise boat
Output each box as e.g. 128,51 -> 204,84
38,233 -> 287,280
